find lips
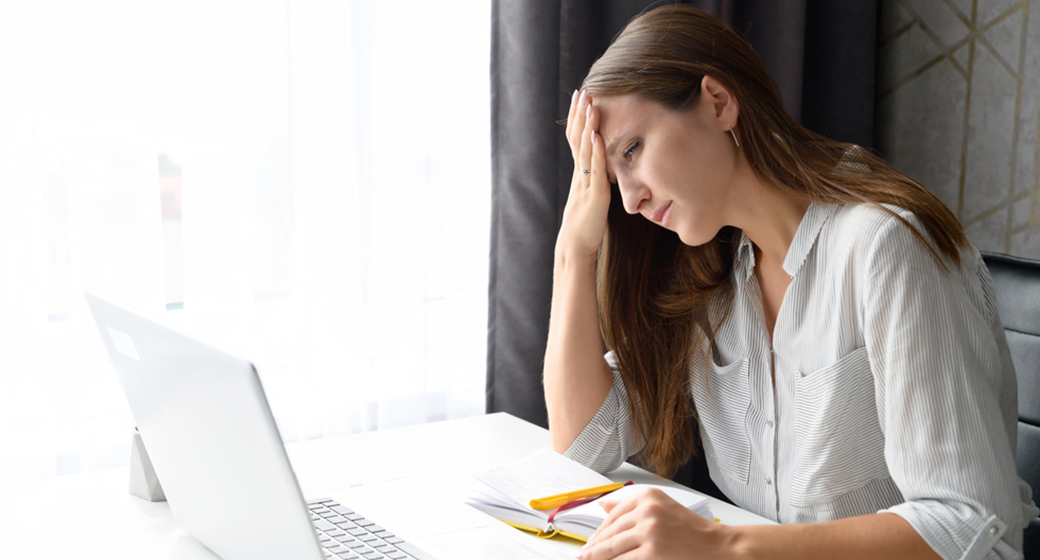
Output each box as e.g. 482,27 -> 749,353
650,201 -> 672,225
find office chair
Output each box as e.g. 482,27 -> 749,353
982,252 -> 1040,559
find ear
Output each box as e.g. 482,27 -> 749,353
701,75 -> 739,131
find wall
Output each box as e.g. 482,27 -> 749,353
875,0 -> 1040,258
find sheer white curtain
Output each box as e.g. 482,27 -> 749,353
0,0 -> 490,483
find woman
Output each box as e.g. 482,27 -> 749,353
544,5 -> 1038,560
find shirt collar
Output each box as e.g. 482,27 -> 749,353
734,229 -> 756,286
732,202 -> 839,281
782,202 -> 839,278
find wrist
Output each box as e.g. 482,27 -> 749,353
722,524 -> 755,560
554,244 -> 598,269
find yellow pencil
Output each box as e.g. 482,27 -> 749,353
528,482 -> 627,511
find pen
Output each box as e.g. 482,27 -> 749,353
529,482 -> 630,511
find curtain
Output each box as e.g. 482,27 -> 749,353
487,0 -> 878,490
0,0 -> 491,483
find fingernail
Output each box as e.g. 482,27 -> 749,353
579,90 -> 587,107
586,104 -> 592,119
590,130 -> 597,146
572,89 -> 579,105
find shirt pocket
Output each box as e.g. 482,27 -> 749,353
791,346 -> 889,506
690,357 -> 752,485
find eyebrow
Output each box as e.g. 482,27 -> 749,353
605,134 -> 625,157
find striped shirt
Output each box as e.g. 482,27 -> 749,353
564,201 -> 1040,559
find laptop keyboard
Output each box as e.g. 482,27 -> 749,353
308,498 -> 437,560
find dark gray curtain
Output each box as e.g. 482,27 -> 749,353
486,0 -> 878,490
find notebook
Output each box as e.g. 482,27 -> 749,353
85,293 -> 566,560
466,449 -> 714,542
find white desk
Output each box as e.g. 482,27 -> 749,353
0,413 -> 774,559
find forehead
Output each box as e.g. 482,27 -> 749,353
594,95 -> 669,147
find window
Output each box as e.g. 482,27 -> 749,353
0,0 -> 491,482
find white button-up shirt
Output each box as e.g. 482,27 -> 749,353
565,202 -> 1039,559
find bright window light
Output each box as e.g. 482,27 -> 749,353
0,0 -> 491,483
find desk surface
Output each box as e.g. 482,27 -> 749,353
0,413 -> 773,559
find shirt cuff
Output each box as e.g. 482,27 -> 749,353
881,501 -> 1021,560
563,364 -> 643,473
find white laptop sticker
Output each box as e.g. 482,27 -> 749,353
107,326 -> 140,361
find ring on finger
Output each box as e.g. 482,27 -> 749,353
581,168 -> 591,175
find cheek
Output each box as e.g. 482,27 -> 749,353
645,153 -> 691,196
657,138 -> 699,178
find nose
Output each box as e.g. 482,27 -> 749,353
617,178 -> 651,215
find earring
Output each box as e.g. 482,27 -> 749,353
728,125 -> 740,148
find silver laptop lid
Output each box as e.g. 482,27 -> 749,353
85,293 -> 322,560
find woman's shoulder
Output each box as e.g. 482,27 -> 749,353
828,203 -> 921,237
818,202 -> 982,283
824,202 -> 984,282
820,203 -> 927,259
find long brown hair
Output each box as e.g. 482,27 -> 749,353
582,5 -> 969,477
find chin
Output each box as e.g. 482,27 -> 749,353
675,228 -> 715,248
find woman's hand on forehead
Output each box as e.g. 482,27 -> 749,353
557,89 -> 611,260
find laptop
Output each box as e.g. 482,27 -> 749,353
86,293 -> 560,560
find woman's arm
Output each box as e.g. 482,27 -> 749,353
735,513 -> 940,560
544,245 -> 612,453
544,91 -> 613,453
580,489 -> 939,560
859,212 -> 1030,559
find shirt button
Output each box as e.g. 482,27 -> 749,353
766,420 -> 774,428
765,477 -> 772,485
989,526 -> 998,535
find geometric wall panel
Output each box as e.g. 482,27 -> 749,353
876,0 -> 1040,258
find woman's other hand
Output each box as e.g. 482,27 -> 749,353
578,487 -> 737,560
558,90 -> 611,261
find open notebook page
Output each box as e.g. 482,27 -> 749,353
473,448 -> 613,508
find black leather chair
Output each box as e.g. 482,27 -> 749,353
982,252 -> 1040,559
